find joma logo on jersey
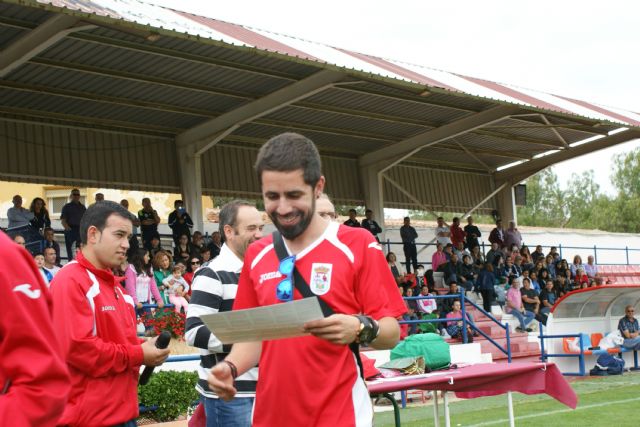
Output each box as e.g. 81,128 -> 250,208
101,305 -> 116,312
259,271 -> 282,284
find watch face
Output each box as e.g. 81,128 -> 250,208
359,323 -> 375,344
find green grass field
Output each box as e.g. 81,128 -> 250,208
374,371 -> 640,427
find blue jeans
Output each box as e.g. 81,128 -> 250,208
112,420 -> 136,427
202,396 -> 253,427
623,337 -> 640,350
510,309 -> 535,330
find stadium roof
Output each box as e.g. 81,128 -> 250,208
1,0 -> 639,226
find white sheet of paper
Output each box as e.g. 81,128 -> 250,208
199,297 -> 326,344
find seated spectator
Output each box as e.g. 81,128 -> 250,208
431,243 -> 447,271
521,277 -> 540,319
343,209 -> 360,227
529,271 -> 541,293
207,230 -> 222,259
438,281 -> 461,335
476,262 -> 496,313
460,254 -> 476,290
416,286 -> 438,315
191,231 -> 205,252
505,277 -> 535,333
13,234 -> 26,247
42,227 -> 61,265
33,252 -> 51,285
488,219 -> 505,248
547,246 -> 559,259
493,255 -> 506,278
7,194 -> 34,228
501,257 -> 519,280
470,245 -> 485,265
618,305 -> 640,350
519,246 -> 534,270
486,242 -> 504,266
153,250 -> 173,304
403,288 -> 419,335
453,241 -> 469,260
149,235 -> 163,258
125,249 -> 164,313
163,265 -> 190,313
570,255 -> 584,277
532,259 -> 545,278
450,217 -> 466,249
512,255 -> 524,278
43,247 -> 60,279
538,268 -> 551,288
200,246 -> 212,263
443,243 -> 453,262
29,197 -> 51,233
539,280 -> 558,315
584,255 -> 598,278
555,259 -> 569,279
504,221 -> 522,250
387,252 -> 411,292
446,300 -> 476,342
574,268 -> 589,288
435,216 -> 451,246
174,233 -> 196,263
438,253 -> 469,292
184,256 -> 201,287
545,255 -> 556,278
531,245 -> 545,264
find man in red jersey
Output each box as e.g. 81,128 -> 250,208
50,201 -> 169,427
209,133 -> 405,427
0,231 -> 69,426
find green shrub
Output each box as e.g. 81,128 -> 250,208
138,370 -> 199,422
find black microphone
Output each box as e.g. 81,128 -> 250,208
139,331 -> 171,385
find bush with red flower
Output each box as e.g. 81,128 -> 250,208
140,308 -> 186,340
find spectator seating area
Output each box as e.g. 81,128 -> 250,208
598,265 -> 640,284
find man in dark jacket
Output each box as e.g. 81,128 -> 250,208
168,200 -> 194,246
400,216 -> 418,273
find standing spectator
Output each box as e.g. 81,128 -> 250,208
49,201 -> 169,426
505,277 -> 535,333
361,209 -> 382,242
7,194 -> 34,229
0,231 -> 70,426
168,200 -> 194,246
449,217 -> 466,249
208,231 -> 222,259
431,243 -> 447,272
316,193 -> 336,221
464,216 -> 482,250
343,208 -> 361,227
60,189 -> 86,261
94,192 -> 105,203
618,305 -> 640,350
503,221 -> 522,250
488,219 -> 505,248
401,216 -> 419,273
42,227 -> 61,265
138,197 -> 160,250
153,250 -> 173,305
29,197 -> 51,233
584,255 -> 598,278
207,133 -> 404,426
186,200 -> 264,426
476,263 -> 496,313
434,216 -> 451,246
120,199 -> 140,255
43,247 -> 61,279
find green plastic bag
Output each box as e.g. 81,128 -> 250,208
418,313 -> 438,334
390,333 -> 451,371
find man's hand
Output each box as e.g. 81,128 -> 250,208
208,362 -> 237,401
303,314 -> 360,345
141,336 -> 170,367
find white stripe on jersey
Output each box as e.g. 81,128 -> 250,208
252,243 -> 274,269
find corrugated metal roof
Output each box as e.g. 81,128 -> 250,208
26,0 -> 640,127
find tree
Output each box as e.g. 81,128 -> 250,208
516,168 -> 565,227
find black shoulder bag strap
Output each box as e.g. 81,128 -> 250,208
271,231 -> 365,380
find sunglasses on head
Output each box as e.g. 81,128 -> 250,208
276,255 -> 296,302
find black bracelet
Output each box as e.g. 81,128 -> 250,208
222,360 -> 238,380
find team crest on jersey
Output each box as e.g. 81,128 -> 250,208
310,263 -> 332,295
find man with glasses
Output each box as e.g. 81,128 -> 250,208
60,189 -> 86,261
208,133 -> 405,427
186,200 -> 264,427
618,305 -> 640,350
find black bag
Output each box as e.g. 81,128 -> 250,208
271,231 -> 365,379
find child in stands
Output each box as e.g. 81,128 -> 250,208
162,265 -> 190,313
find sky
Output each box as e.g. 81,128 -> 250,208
149,0 -> 640,195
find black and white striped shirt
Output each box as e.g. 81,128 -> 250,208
185,244 -> 258,398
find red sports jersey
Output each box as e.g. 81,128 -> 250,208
234,222 -> 405,427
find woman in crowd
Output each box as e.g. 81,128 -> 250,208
470,245 -> 484,265
387,252 -> 411,292
545,254 -> 556,278
183,256 -> 201,286
153,250 -> 173,304
570,255 -> 584,278
446,300 -> 476,342
174,233 -> 196,264
29,197 -> 51,233
556,259 -> 569,279
403,287 -> 419,335
538,268 -> 552,289
574,267 -> 590,289
519,246 -> 534,270
125,249 -> 164,313
431,243 -> 447,272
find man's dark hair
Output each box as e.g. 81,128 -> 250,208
174,200 -> 183,208
218,199 -> 254,241
404,216 -> 410,221
80,200 -> 135,244
453,217 -> 459,223
349,208 -> 357,214
365,209 -> 372,214
255,132 -> 321,187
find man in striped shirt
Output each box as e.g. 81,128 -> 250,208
185,200 -> 264,427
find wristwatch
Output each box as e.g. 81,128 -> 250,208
354,315 -> 379,346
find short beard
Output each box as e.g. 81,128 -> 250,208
269,197 -> 315,240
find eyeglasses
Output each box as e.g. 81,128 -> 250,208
318,211 -> 336,220
276,255 -> 296,302
191,261 -> 200,265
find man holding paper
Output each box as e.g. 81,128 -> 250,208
186,200 -> 264,427
209,132 -> 406,427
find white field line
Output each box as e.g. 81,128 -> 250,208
467,396 -> 640,426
